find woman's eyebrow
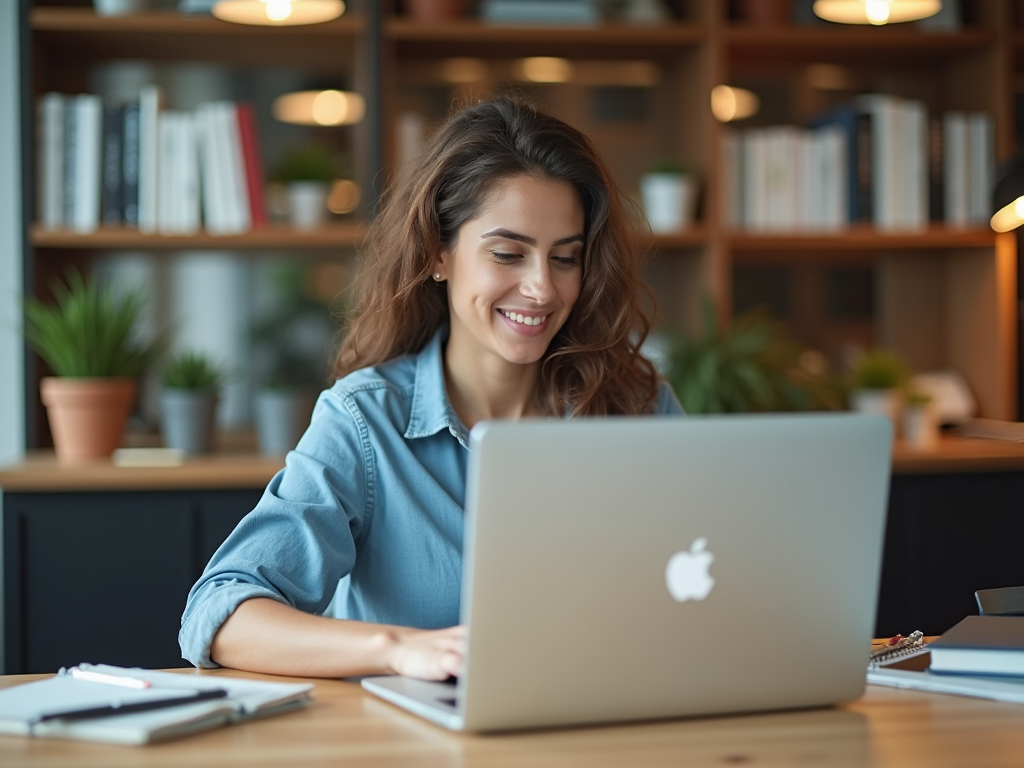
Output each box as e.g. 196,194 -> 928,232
480,228 -> 584,247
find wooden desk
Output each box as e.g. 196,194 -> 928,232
1,669 -> 1023,767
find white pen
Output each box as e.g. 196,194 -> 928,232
68,667 -> 151,689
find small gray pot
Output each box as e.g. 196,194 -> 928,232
255,388 -> 314,456
160,388 -> 218,455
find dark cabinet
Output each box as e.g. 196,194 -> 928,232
3,489 -> 259,674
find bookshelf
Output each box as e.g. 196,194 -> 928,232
17,0 -> 1024,451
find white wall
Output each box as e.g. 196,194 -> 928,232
0,0 -> 25,675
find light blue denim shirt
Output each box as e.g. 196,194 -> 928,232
180,326 -> 683,667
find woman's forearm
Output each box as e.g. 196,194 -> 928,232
210,597 -> 464,680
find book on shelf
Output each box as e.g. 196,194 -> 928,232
36,92 -> 64,230
35,87 -> 268,237
100,102 -> 123,227
479,0 -> 601,25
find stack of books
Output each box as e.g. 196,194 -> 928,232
722,95 -> 995,232
36,87 -> 267,236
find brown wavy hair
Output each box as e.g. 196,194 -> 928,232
332,95 -> 660,416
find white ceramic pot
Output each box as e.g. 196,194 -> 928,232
286,182 -> 329,231
94,0 -> 151,16
903,402 -> 939,451
851,388 -> 901,437
640,173 -> 697,233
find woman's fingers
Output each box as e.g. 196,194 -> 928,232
390,625 -> 467,680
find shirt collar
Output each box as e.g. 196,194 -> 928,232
405,325 -> 470,447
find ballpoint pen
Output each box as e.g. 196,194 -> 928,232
61,666 -> 150,689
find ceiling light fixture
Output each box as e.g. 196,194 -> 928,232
212,0 -> 345,26
812,0 -> 940,25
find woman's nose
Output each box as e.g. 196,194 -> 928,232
519,260 -> 556,304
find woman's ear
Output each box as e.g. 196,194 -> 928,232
432,251 -> 450,283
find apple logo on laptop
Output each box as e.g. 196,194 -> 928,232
665,537 -> 715,602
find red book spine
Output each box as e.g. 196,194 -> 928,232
235,102 -> 267,228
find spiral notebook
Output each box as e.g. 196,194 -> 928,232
867,631 -> 1024,705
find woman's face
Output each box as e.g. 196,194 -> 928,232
435,174 -> 585,370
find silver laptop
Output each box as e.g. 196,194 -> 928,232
362,413 -> 892,731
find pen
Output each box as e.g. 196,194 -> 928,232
66,667 -> 151,689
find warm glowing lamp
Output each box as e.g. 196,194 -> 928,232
813,0 -> 940,25
710,85 -> 760,123
990,156 -> 1024,233
212,0 -> 344,26
517,57 -> 573,84
273,90 -> 365,126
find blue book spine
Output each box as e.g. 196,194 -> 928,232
100,103 -> 124,226
122,102 -> 140,227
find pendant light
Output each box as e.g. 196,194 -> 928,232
990,156 -> 1024,233
812,0 -> 941,25
212,0 -> 344,26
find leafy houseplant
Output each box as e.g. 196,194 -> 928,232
159,352 -> 225,456
23,270 -> 161,463
903,385 -> 938,450
271,144 -> 343,231
640,157 -> 698,233
666,298 -> 841,414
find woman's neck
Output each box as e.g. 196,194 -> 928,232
443,344 -> 544,430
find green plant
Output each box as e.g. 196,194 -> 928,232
904,386 -> 932,406
666,297 -> 842,414
649,157 -> 689,175
161,351 -> 225,390
270,144 -> 343,184
22,270 -> 162,378
849,348 -> 910,390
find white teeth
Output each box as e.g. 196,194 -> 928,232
503,310 -> 545,327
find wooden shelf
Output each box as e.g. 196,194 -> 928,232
385,18 -> 705,59
0,451 -> 284,492
30,222 -> 367,250
31,8 -> 365,71
724,25 -> 996,67
728,226 -> 997,259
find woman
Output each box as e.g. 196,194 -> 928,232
180,96 -> 683,681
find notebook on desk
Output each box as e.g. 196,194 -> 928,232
362,413 -> 893,732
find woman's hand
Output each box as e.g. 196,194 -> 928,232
388,625 -> 466,680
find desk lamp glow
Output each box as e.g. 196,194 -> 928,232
990,157 -> 1024,233
213,0 -> 344,26
813,0 -> 940,25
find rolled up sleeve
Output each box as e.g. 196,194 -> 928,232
179,390 -> 373,668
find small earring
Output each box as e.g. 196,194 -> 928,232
433,273 -> 442,282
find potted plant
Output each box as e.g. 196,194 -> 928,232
639,158 -> 698,234
665,297 -> 842,414
22,270 -> 161,463
847,348 -> 910,432
902,386 -> 938,450
270,144 -> 342,231
159,351 -> 225,456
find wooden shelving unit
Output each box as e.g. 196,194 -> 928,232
18,0 -> 1024,443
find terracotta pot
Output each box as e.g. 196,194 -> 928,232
40,377 -> 137,464
735,0 -> 794,25
403,0 -> 467,21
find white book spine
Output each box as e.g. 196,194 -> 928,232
157,111 -> 176,234
38,93 -> 64,230
196,104 -> 225,234
138,84 -> 161,234
831,125 -> 849,231
906,100 -> 928,229
180,115 -> 200,234
72,94 -> 102,234
943,111 -> 969,227
969,112 -> 994,225
216,102 -> 251,234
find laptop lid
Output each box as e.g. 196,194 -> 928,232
454,413 -> 891,731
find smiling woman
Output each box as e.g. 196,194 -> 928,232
180,96 -> 683,683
